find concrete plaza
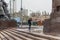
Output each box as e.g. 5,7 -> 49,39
17,25 -> 43,33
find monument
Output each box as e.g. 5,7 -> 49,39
43,0 -> 60,35
0,0 -> 17,30
0,0 -> 10,19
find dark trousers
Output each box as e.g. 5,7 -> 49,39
29,24 -> 31,30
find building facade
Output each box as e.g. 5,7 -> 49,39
43,0 -> 60,34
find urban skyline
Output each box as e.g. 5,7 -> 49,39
5,0 -> 52,13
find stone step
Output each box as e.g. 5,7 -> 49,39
16,30 -> 60,40
0,29 -> 48,40
1,28 -> 60,40
0,32 -> 5,40
1,32 -> 14,40
2,31 -> 22,40
9,30 -> 47,40
4,30 -> 32,40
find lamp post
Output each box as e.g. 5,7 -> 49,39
13,0 -> 14,18
10,0 -> 11,14
21,0 -> 23,27
10,0 -> 11,19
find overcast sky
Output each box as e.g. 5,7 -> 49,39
5,0 -> 52,13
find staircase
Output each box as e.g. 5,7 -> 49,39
0,28 -> 60,40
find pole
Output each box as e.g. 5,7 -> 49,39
45,11 -> 46,18
10,0 -> 11,17
13,0 -> 15,18
21,0 -> 23,27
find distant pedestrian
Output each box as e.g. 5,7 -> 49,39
28,18 -> 32,32
14,17 -> 21,28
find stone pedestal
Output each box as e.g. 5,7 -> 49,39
0,0 -> 17,30
43,0 -> 60,35
0,19 -> 17,30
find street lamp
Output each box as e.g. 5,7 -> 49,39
13,0 -> 14,18
10,0 -> 11,14
9,0 -> 12,19
21,0 -> 23,27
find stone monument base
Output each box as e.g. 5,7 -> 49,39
0,19 -> 17,30
43,19 -> 60,35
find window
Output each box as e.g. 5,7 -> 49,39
57,6 -> 60,11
